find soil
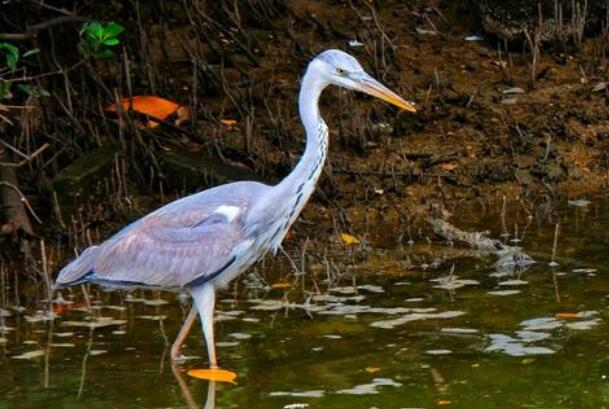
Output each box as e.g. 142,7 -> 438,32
1,0 -> 609,269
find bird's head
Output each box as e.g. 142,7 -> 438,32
311,49 -> 416,112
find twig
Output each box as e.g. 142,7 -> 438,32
0,141 -> 49,167
0,16 -> 88,41
0,180 -> 43,224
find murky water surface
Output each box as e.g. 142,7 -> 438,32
3,198 -> 609,408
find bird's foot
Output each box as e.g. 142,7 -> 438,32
187,367 -> 237,383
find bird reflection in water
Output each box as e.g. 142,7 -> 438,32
172,363 -> 217,409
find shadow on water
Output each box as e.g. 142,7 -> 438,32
3,197 -> 609,408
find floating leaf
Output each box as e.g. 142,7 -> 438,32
187,368 -> 237,383
340,233 -> 360,245
437,399 -> 452,405
136,315 -> 167,321
487,289 -> 521,296
498,279 -> 528,286
337,378 -> 402,395
441,327 -> 479,335
566,319 -> 601,330
555,312 -> 577,320
12,350 -> 45,360
50,343 -> 76,348
270,390 -> 325,398
365,366 -> 381,374
371,310 -> 465,329
62,318 -> 127,329
426,349 -> 452,355
357,284 -> 385,294
216,341 -> 239,347
142,298 -> 168,306
228,332 -> 251,340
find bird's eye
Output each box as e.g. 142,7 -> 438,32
336,67 -> 346,75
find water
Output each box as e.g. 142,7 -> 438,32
2,198 -> 609,408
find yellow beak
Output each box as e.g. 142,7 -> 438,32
359,75 -> 416,113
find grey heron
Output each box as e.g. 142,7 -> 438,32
55,49 -> 416,371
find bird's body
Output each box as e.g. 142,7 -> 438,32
55,49 -> 415,369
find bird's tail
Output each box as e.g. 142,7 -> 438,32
54,246 -> 100,289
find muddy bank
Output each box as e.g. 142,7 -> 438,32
1,1 -> 608,271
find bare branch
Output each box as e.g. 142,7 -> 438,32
0,16 -> 88,41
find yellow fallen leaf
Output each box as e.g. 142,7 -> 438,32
437,399 -> 452,406
187,368 -> 237,383
341,233 -> 360,245
440,162 -> 458,171
271,282 -> 291,290
521,358 -> 535,365
555,312 -> 577,319
220,119 -> 238,127
365,366 -> 381,374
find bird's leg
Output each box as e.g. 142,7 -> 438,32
171,305 -> 198,361
191,284 -> 218,369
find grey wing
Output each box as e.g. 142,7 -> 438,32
87,181 -> 269,288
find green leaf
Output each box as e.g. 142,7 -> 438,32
0,42 -> 19,70
96,48 -> 114,58
103,22 -> 124,38
0,81 -> 11,99
85,22 -> 104,40
102,38 -> 120,46
6,54 -> 18,70
23,47 -> 40,58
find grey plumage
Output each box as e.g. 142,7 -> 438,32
57,181 -> 270,288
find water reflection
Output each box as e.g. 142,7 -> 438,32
171,363 -> 217,409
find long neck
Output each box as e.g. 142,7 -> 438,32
276,68 -> 329,200
249,66 -> 329,240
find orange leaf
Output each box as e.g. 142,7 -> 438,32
52,304 -> 68,315
187,368 -> 237,383
555,312 -> 577,319
107,96 -> 180,122
437,399 -> 452,406
271,282 -> 291,290
365,366 -> 381,374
